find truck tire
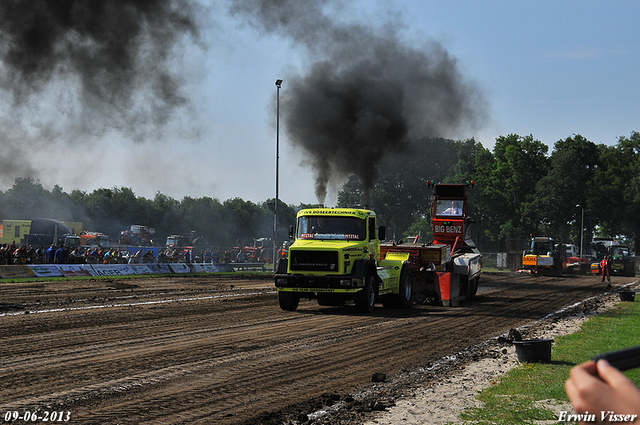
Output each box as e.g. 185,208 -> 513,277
626,262 -> 635,277
397,265 -> 413,308
384,265 -> 413,309
468,277 -> 478,299
355,274 -> 376,314
276,258 -> 288,274
278,291 -> 300,311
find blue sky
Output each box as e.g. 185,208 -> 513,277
2,0 -> 638,207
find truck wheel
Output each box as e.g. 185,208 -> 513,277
468,277 -> 478,299
278,291 -> 300,311
383,266 -> 412,309
626,263 -> 635,277
355,274 -> 376,313
396,265 -> 413,308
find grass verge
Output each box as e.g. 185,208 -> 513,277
458,300 -> 640,424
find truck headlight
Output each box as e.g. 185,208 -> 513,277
276,278 -> 288,285
339,279 -> 351,286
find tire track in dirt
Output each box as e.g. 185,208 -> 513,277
0,273 -> 632,424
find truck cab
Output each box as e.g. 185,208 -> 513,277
610,245 -> 635,277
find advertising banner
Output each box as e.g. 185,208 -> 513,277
146,263 -> 173,274
0,265 -> 37,279
0,261 -> 238,280
168,263 -> 190,274
30,265 -> 65,278
196,264 -> 222,273
90,264 -> 136,277
129,264 -> 153,275
58,264 -> 96,277
192,264 -> 207,273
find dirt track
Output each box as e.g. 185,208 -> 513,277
0,272 -> 635,424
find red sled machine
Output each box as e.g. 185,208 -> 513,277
380,182 -> 482,306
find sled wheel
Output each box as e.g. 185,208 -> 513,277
396,265 -> 413,308
468,277 -> 478,299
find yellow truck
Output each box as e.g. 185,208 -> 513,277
275,208 -> 412,313
0,219 -> 32,245
0,219 -> 82,249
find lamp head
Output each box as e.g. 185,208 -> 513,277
275,79 -> 283,88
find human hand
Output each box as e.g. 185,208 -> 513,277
565,359 -> 640,424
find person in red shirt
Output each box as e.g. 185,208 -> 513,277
600,254 -> 611,283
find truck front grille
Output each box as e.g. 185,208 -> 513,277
290,250 -> 339,272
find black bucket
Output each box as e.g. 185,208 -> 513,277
619,291 -> 636,302
513,339 -> 554,363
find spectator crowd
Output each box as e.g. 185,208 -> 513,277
0,241 -> 224,266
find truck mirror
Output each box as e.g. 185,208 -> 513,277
288,225 -> 294,239
378,226 -> 386,241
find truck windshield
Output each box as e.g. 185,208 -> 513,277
612,247 -> 629,257
436,200 -> 463,216
530,240 -> 552,255
297,216 -> 366,241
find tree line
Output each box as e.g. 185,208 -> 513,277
337,132 -> 640,253
1,131 -> 638,252
0,179 -> 300,249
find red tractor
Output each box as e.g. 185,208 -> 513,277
118,225 -> 155,246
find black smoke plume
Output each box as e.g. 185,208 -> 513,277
231,0 -> 486,204
0,0 -> 201,138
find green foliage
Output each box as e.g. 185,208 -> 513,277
337,137 -> 483,241
406,216 -> 433,242
474,134 -> 550,241
336,132 -> 640,252
533,135 -> 599,243
337,175 -> 364,208
0,180 -> 297,249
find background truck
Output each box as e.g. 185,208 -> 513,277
166,234 -> 193,248
118,225 -> 155,246
557,243 -> 591,274
23,218 -> 80,249
232,237 -> 272,263
520,236 -> 563,275
165,231 -> 209,248
609,244 -> 635,276
80,231 -> 111,249
275,208 -> 412,313
0,218 -> 82,248
589,238 -> 635,277
380,182 -> 482,306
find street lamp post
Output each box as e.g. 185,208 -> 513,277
273,79 -> 283,272
577,204 -> 584,258
588,164 -> 598,254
